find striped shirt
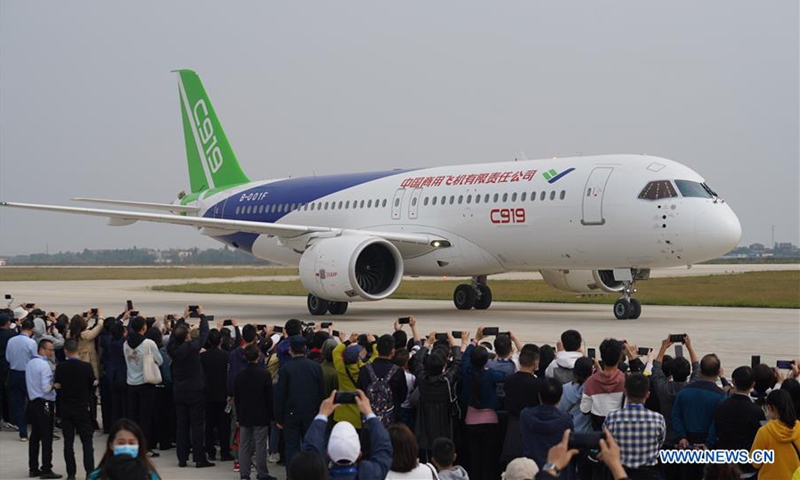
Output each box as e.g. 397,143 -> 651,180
604,403 -> 666,468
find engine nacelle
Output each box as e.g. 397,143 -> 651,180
299,236 -> 404,302
539,269 -> 626,294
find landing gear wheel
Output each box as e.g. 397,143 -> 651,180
453,284 -> 477,310
307,294 -> 329,316
474,284 -> 493,310
629,299 -> 642,319
613,298 -> 632,320
328,302 -> 349,315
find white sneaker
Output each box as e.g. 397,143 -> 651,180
268,453 -> 280,463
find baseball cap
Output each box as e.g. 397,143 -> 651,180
327,421 -> 360,464
289,335 -> 307,352
13,307 -> 27,320
502,457 -> 540,480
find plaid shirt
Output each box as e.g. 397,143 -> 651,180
604,403 -> 666,468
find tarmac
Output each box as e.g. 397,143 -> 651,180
0,264 -> 798,479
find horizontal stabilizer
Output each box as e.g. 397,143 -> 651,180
72,198 -> 200,213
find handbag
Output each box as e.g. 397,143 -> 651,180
143,349 -> 162,385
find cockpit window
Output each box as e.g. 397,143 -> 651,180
638,180 -> 678,200
675,180 -> 715,199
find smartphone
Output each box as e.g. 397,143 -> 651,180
637,347 -> 651,356
188,305 -> 199,318
569,432 -> 603,450
482,327 -> 499,336
675,345 -> 684,358
435,333 -> 448,341
129,311 -> 139,317
669,333 -> 686,343
587,348 -> 596,359
321,322 -> 333,329
777,360 -> 794,369
4,294 -> 11,300
398,317 -> 411,324
332,330 -> 340,337
24,303 -> 35,309
256,324 -> 266,330
204,315 -> 214,322
305,322 -> 315,327
751,355 -> 761,369
91,308 -> 98,316
273,325 -> 283,333
126,300 -> 133,310
223,319 -> 233,327
451,331 -> 463,339
334,391 -> 358,404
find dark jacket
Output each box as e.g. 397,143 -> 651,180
301,416 -> 392,480
227,344 -> 264,396
233,363 -> 273,427
651,359 -> 701,445
708,394 -> 765,473
107,337 -> 128,392
54,357 -> 95,411
274,355 -> 325,424
167,317 -> 209,402
501,372 -> 542,465
672,379 -> 726,443
411,346 -> 462,450
0,328 -> 16,371
521,405 -> 575,478
459,344 -> 506,410
201,347 -> 230,403
356,357 -> 408,418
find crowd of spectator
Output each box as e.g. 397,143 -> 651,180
0,302 -> 799,480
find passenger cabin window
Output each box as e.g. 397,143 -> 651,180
560,190 -> 566,200
638,180 -> 679,200
675,180 -> 714,199
549,191 -> 556,201
382,199 -> 387,207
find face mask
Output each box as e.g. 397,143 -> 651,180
113,444 -> 139,457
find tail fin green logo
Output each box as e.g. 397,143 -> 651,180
175,69 -> 250,193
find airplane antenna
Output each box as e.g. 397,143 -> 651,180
519,151 -> 529,161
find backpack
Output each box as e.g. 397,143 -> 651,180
365,363 -> 399,427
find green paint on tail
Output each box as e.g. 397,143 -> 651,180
175,69 -> 250,193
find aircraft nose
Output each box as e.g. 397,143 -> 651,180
695,203 -> 742,258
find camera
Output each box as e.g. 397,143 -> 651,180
637,347 -> 651,356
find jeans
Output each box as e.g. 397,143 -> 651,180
239,425 -> 270,479
283,414 -> 314,468
10,370 -> 28,438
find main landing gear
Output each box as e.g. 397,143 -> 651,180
613,282 -> 641,320
307,294 -> 349,316
453,276 -> 493,311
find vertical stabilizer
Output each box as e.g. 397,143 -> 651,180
175,69 -> 250,193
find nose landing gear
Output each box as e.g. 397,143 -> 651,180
613,283 -> 641,319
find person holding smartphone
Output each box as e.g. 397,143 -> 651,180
602,374 -> 666,479
233,344 -> 276,480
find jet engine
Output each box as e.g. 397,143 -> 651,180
299,236 -> 404,302
539,269 -> 627,294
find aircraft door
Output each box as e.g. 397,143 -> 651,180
214,198 -> 228,219
581,167 -> 613,225
408,188 -> 422,219
391,188 -> 405,220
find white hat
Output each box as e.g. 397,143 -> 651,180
502,457 -> 539,480
327,421 -> 360,464
13,307 -> 27,320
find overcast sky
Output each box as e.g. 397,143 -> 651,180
1,1 -> 797,256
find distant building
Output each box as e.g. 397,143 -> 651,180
0,258 -> 6,267
749,243 -> 765,251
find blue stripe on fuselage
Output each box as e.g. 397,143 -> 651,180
204,169 -> 415,253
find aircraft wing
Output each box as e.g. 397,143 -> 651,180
0,201 -> 449,248
72,198 -> 201,213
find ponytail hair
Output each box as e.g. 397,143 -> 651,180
469,346 -> 489,408
766,389 -> 797,429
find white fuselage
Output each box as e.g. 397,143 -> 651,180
195,154 -> 741,276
